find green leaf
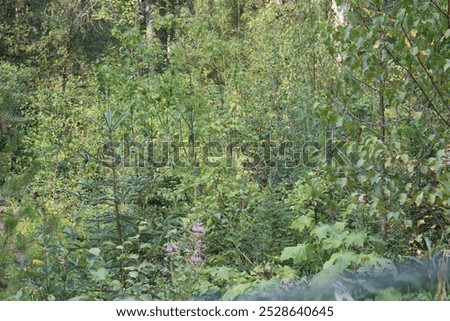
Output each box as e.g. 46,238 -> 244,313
103,109 -> 112,129
415,192 -> 424,206
291,215 -> 313,233
311,224 -> 332,240
399,193 -> 407,205
428,193 -> 436,205
396,8 -> 406,19
356,159 -> 365,167
127,254 -> 139,260
222,283 -> 254,301
210,266 -> 235,281
277,266 -> 297,281
444,59 -> 450,72
280,243 -> 313,264
337,177 -> 347,187
334,221 -> 346,232
344,232 -> 367,248
323,251 -> 359,270
370,173 -> 381,185
88,248 -> 101,256
444,29 -> 450,39
322,231 -> 348,250
112,112 -> 128,131
359,253 -> 395,270
91,268 -> 108,281
413,112 -> 422,121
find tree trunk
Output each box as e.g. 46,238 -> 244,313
331,0 -> 347,27
134,0 -> 142,31
332,1 -> 348,64
144,0 -> 154,46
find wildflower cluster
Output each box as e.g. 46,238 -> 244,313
190,223 -> 205,266
165,244 -> 179,257
164,222 -> 206,266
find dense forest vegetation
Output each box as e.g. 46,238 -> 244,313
0,0 -> 449,301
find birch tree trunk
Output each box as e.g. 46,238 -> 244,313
331,0 -> 347,27
332,0 -> 348,63
144,0 -> 154,46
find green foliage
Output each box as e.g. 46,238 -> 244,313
0,0 -> 448,301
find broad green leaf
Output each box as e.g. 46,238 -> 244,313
399,193 -> 407,205
356,159 -> 365,167
444,29 -> 450,39
88,248 -> 101,256
396,8 -> 406,18
222,283 -> 254,301
210,266 -> 235,281
311,224 -> 332,240
444,59 -> 450,72
280,243 -> 313,264
323,251 -> 359,270
276,266 -> 297,281
91,268 -> 108,281
334,221 -> 347,232
359,253 -> 395,270
291,215 -> 313,233
428,193 -> 436,205
415,192 -> 424,206
322,231 -> 348,250
413,111 -> 422,120
345,232 -> 367,248
370,174 -> 381,185
337,177 -> 347,187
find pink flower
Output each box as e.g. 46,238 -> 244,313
190,255 -> 203,264
165,244 -> 178,255
358,194 -> 366,204
192,223 -> 205,234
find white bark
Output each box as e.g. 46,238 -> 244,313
331,0 -> 347,28
145,0 -> 154,46
332,0 -> 348,63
